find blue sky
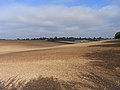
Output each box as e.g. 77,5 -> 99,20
17,0 -> 108,6
0,0 -> 109,7
0,0 -> 120,38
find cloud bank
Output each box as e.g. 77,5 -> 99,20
0,3 -> 120,38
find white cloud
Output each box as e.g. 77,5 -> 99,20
0,4 -> 120,38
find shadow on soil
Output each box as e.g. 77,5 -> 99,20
85,50 -> 120,69
82,40 -> 120,90
89,39 -> 120,47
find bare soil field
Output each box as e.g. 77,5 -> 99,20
0,40 -> 65,54
0,40 -> 120,89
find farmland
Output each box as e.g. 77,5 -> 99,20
0,40 -> 120,89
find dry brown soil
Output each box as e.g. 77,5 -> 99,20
0,40 -> 119,83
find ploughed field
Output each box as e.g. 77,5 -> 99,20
0,40 -> 120,89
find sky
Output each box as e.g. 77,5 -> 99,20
0,0 -> 120,39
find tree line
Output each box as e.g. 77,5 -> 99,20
15,32 -> 120,41
1,32 -> 120,41
16,37 -> 112,41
